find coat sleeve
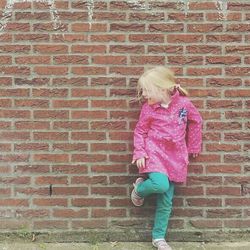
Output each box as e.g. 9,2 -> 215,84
132,103 -> 151,162
186,100 -> 203,154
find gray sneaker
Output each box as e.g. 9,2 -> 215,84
130,177 -> 144,206
152,239 -> 172,250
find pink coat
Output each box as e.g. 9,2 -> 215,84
132,90 -> 202,183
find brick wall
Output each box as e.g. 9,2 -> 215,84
0,0 -> 249,240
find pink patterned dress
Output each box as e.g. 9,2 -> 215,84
132,90 -> 202,183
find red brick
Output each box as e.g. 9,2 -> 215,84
52,100 -> 88,108
207,209 -> 242,218
0,56 -> 11,64
129,34 -> 164,43
71,132 -> 106,141
14,99 -> 49,108
206,122 -> 242,130
15,34 -> 49,42
188,2 -> 218,10
32,88 -> 68,97
0,143 -> 11,152
53,209 -> 88,218
225,198 -> 250,206
0,89 -> 29,97
52,143 -> 88,152
15,121 -> 49,130
71,88 -> 106,97
33,198 -> 67,207
225,89 -> 250,97
92,208 -> 126,218
206,13 -> 242,21
35,176 -> 68,185
207,100 -> 242,109
0,132 -> 30,141
168,13 -> 204,22
91,187 -> 127,196
91,164 -> 126,173
187,67 -> 222,76
34,66 -> 68,75
72,23 -> 107,32
34,154 -> 69,163
91,34 -> 125,42
14,143 -> 49,151
53,120 -> 88,131
148,45 -> 183,54
33,45 -> 68,54
206,143 -> 241,152
0,45 -> 30,53
33,132 -> 69,141
149,24 -> 183,32
71,176 -> 107,185
186,198 -> 222,207
206,78 -> 242,87
190,220 -> 222,229
53,55 -> 88,64
207,35 -> 242,43
129,13 -> 164,21
187,176 -> 222,185
72,66 -> 106,75
15,165 -> 50,173
52,187 -> 88,196
226,46 -> 250,54
72,45 -> 106,53
187,45 -> 221,54
0,188 -> 11,196
206,56 -> 241,65
52,34 -> 87,42
0,99 -> 11,108
206,187 -> 241,196
0,77 -> 12,86
72,198 -> 106,207
16,209 -> 49,218
93,55 -> 126,65
0,199 -> 29,207
90,143 -> 126,152
71,154 -> 107,163
51,165 -> 88,174
33,110 -> 69,119
15,187 -> 49,196
224,220 -> 250,228
110,45 -> 144,54
15,56 -> 50,64
15,12 -> 50,21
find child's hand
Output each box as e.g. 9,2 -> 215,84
132,157 -> 148,169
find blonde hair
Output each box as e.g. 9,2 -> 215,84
136,66 -> 188,102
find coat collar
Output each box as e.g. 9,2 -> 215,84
150,90 -> 180,110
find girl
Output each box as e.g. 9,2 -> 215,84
131,66 -> 202,250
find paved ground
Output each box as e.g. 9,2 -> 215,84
0,242 -> 250,250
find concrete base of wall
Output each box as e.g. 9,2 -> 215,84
0,230 -> 249,243
1,242 -> 250,250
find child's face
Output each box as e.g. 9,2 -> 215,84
142,88 -> 159,105
142,87 -> 170,105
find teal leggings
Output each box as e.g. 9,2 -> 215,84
136,172 -> 175,240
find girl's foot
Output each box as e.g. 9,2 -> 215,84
152,239 -> 172,250
130,177 -> 144,206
